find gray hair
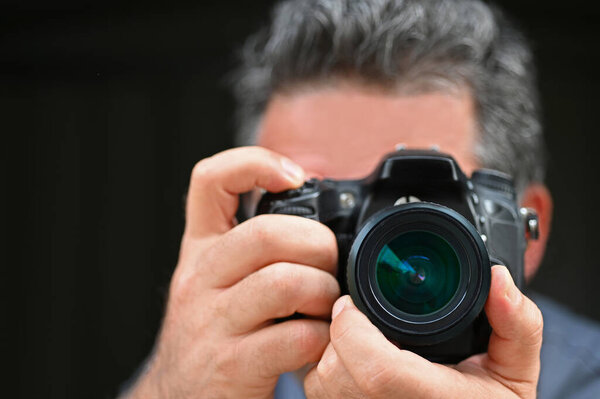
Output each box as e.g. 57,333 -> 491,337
232,0 -> 545,193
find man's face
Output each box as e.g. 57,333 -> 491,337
258,82 -> 479,180
257,81 -> 553,282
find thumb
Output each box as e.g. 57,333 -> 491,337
329,296 -> 444,398
484,265 -> 543,387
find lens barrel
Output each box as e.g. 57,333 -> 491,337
347,203 -> 490,346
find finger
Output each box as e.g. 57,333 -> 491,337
484,265 -> 543,388
240,319 -> 330,379
221,262 -> 340,333
205,214 -> 338,287
304,366 -> 329,399
308,343 -> 362,398
185,146 -> 305,237
330,296 -> 453,398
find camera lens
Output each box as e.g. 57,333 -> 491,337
375,231 -> 460,315
347,203 -> 490,346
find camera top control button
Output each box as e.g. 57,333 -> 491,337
285,187 -> 303,197
471,170 -> 515,195
304,178 -> 318,188
284,179 -> 319,198
300,179 -> 319,193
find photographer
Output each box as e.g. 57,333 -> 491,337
122,0 -> 600,398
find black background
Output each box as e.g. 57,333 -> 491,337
4,1 -> 600,398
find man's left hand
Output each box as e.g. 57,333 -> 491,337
304,265 -> 543,399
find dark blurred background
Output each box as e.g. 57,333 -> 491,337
4,1 -> 600,397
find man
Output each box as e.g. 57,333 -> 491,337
122,0 -> 600,398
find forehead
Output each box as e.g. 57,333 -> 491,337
258,84 -> 478,179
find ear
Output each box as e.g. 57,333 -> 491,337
521,183 -> 553,282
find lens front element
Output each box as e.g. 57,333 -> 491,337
347,203 -> 490,346
375,231 -> 461,315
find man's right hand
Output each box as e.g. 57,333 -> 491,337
123,147 -> 340,399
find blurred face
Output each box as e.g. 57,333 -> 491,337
257,82 -> 553,282
258,83 -> 479,179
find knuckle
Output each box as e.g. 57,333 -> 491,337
214,342 -> 240,378
304,371 -> 328,399
200,235 -> 227,269
246,214 -> 277,243
330,314 -> 353,343
250,263 -> 299,318
356,364 -> 394,396
266,263 -> 297,299
254,358 -> 274,380
303,372 -> 320,398
249,344 -> 275,380
291,321 -> 323,355
245,145 -> 276,159
211,289 -> 231,318
169,266 -> 197,304
190,157 -> 216,185
181,238 -> 227,288
167,267 -> 221,330
316,356 -> 336,382
237,335 -> 266,375
524,303 -> 544,345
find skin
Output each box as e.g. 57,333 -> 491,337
260,84 -> 552,280
125,83 -> 552,399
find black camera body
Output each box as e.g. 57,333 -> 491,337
255,150 -> 538,362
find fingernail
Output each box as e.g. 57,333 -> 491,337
331,296 -> 348,319
500,266 -> 520,304
280,157 -> 305,185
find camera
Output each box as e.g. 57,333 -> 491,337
253,149 -> 539,362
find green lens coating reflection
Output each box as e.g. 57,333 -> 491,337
375,231 -> 461,315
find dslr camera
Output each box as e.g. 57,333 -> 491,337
253,150 -> 538,362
